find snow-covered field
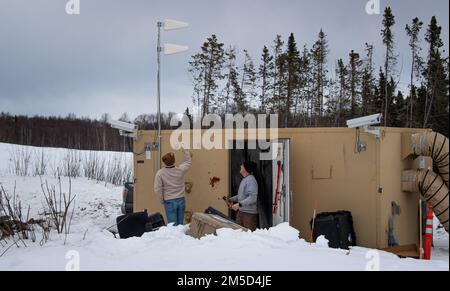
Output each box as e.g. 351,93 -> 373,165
0,142 -> 132,185
0,142 -> 448,271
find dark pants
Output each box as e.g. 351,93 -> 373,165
236,211 -> 258,231
164,197 -> 185,225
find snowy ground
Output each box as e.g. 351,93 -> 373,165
0,143 -> 448,271
0,142 -> 132,185
433,216 -> 449,264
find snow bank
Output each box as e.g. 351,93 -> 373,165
315,235 -> 329,248
1,220 -> 448,271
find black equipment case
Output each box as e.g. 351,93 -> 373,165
116,210 -> 165,239
310,210 -> 357,249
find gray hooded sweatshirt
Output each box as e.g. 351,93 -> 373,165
230,175 -> 258,214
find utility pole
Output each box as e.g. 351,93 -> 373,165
155,19 -> 189,170
157,21 -> 162,170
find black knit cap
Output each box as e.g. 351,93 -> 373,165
242,161 -> 257,175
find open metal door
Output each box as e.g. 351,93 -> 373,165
272,139 -> 290,226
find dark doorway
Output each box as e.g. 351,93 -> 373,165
229,141 -> 273,229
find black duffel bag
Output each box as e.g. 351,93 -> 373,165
310,210 -> 357,249
145,212 -> 165,232
116,210 -> 165,239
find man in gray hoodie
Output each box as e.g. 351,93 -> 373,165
154,149 -> 192,225
230,161 -> 258,231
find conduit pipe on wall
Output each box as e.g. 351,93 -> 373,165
409,132 -> 449,188
402,169 -> 449,232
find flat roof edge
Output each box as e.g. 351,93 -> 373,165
137,127 -> 430,136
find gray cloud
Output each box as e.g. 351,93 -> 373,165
0,0 -> 448,120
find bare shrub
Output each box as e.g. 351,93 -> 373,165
82,151 -> 106,182
40,173 -> 76,239
0,168 -> 77,256
82,152 -> 131,185
8,145 -> 132,185
61,150 -> 82,178
105,155 -> 132,186
8,147 -> 32,176
0,183 -> 51,257
33,149 -> 48,176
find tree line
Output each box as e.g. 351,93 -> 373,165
0,111 -> 183,151
188,7 -> 449,136
0,112 -> 164,152
0,113 -> 128,151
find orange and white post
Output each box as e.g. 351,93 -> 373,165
423,205 -> 434,260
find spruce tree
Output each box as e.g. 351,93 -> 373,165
381,7 -> 397,125
239,50 -> 257,112
296,46 -> 312,119
285,33 -> 300,127
405,17 -> 424,127
222,46 -> 239,114
272,35 -> 285,114
391,91 -> 407,127
311,29 -> 329,122
348,50 -> 363,118
335,58 -> 349,124
376,68 -> 387,115
258,46 -> 274,113
422,16 -> 449,136
361,43 -> 376,115
188,35 -> 225,117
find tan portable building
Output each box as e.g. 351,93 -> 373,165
133,127 -> 429,249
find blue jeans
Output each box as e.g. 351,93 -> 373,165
164,197 -> 185,225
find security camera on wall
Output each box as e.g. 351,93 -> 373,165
108,119 -> 137,139
347,113 -> 383,153
346,113 -> 382,129
347,113 -> 382,140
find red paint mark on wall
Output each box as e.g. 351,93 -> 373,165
209,176 -> 221,188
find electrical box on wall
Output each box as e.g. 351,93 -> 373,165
144,142 -> 159,160
144,142 -> 160,151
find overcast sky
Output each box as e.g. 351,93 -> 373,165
0,0 -> 448,120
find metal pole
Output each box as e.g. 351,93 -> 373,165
157,21 -> 162,170
419,199 -> 423,259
